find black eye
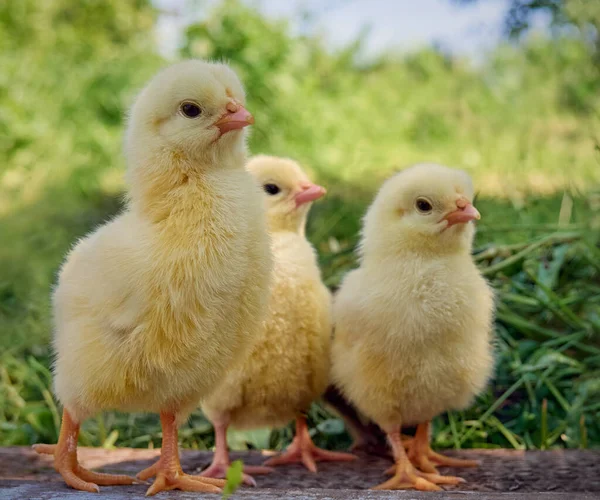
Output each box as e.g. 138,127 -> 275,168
180,102 -> 201,118
263,183 -> 280,195
415,198 -> 433,213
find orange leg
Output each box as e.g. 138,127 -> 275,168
373,428 -> 464,491
407,421 -> 479,474
263,415 -> 357,472
136,412 -> 226,496
199,420 -> 273,486
32,408 -> 135,493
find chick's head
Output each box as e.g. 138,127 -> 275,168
246,155 -> 326,235
126,60 -> 253,169
361,163 -> 480,258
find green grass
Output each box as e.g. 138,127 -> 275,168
1,0 -> 599,453
2,191 -> 599,451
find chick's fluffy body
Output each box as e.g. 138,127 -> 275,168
202,156 -> 331,429
53,61 -> 271,424
331,164 -> 494,431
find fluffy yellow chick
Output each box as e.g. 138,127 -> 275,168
331,163 -> 494,491
200,155 -> 356,485
33,60 -> 272,496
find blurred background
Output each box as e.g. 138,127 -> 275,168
1,0 -> 599,453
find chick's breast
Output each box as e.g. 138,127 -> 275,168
202,233 -> 331,429
332,259 -> 494,431
53,168 -> 271,422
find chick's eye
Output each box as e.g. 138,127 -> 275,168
415,198 -> 433,213
180,102 -> 202,118
263,184 -> 280,195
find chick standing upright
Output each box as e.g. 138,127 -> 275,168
33,61 -> 272,496
331,163 -> 495,491
200,155 -> 356,486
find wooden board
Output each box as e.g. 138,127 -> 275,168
1,447 -> 599,499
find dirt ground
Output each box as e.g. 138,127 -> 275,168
1,446 -> 599,498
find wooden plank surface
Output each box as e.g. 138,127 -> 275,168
1,447 -> 599,499
2,483 -> 600,500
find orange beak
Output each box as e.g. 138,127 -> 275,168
295,183 -> 327,207
443,199 -> 481,227
214,101 -> 254,135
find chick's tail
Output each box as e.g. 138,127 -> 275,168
407,421 -> 479,474
263,415 -> 357,473
33,409 -> 136,493
136,412 -> 226,496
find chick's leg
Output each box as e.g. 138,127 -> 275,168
199,419 -> 273,487
263,415 -> 357,472
373,428 -> 464,491
33,408 -> 135,493
137,412 -> 226,496
407,421 -> 479,474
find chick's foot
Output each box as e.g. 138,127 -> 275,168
198,421 -> 272,487
263,416 -> 357,473
139,412 -> 226,496
376,456 -> 463,491
33,409 -> 136,493
373,429 -> 464,491
199,461 -> 273,487
408,421 -> 479,474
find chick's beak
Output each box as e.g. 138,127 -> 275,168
214,101 -> 254,135
443,200 -> 481,227
295,183 -> 327,207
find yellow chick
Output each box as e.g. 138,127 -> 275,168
331,163 -> 494,491
200,155 -> 356,486
33,60 -> 272,496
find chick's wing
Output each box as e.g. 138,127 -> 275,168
55,212 -> 150,337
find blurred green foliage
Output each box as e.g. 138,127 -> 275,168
0,0 -> 598,453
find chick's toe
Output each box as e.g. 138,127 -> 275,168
263,416 -> 357,473
199,461 -> 264,487
33,409 -> 136,493
407,422 -> 479,474
140,413 -> 226,496
198,420 -> 273,486
375,431 -> 462,491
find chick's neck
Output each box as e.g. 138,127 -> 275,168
267,206 -> 309,238
127,145 -> 246,224
361,226 -> 474,264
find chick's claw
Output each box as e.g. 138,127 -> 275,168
199,461 -> 268,487
376,456 -> 464,491
145,473 -> 223,496
410,448 -> 479,474
140,457 -> 225,496
263,417 -> 357,473
142,413 -> 226,496
33,409 -> 137,493
407,422 -> 479,474
375,457 -> 440,491
136,461 -> 160,482
429,451 -> 480,468
34,443 -> 137,493
374,475 -> 440,492
198,420 -> 273,486
32,443 -> 56,455
243,464 -> 276,474
33,444 -> 136,493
